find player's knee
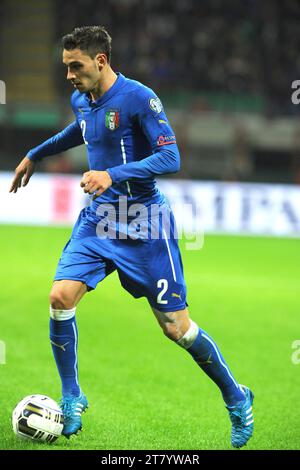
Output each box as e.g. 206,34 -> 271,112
176,320 -> 199,349
162,318 -> 199,346
153,309 -> 191,342
162,322 -> 187,342
49,288 -> 75,310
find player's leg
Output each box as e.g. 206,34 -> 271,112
49,280 -> 89,437
49,207 -> 116,436
151,306 -> 245,405
49,280 -> 87,398
147,205 -> 253,447
146,204 -> 247,405
151,306 -> 254,448
50,279 -> 87,309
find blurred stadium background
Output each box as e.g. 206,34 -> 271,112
0,0 -> 300,450
1,0 -> 300,184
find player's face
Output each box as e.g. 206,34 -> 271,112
63,49 -> 101,93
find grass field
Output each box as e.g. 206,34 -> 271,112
0,224 -> 299,450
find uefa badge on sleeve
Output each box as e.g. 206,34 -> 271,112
149,97 -> 163,114
105,110 -> 120,131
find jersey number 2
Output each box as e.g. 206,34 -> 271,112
157,279 -> 168,305
80,119 -> 88,145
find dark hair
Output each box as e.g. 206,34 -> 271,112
62,26 -> 112,62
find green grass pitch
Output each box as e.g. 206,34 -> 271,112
0,225 -> 299,450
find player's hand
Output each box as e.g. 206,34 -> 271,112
9,156 -> 35,193
80,170 -> 112,198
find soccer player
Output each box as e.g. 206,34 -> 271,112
9,26 -> 254,448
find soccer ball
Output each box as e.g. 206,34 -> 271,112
12,394 -> 64,443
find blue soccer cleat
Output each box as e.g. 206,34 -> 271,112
59,392 -> 88,438
226,385 -> 254,448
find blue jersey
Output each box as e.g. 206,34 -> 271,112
28,73 -> 187,311
28,73 -> 180,211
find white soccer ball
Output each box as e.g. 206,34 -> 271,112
12,394 -> 64,443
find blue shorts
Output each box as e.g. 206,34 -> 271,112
54,203 -> 187,312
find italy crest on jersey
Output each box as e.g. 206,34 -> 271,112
105,110 -> 120,131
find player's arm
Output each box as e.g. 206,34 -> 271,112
27,120 -> 84,163
9,121 -> 84,193
106,144 -> 179,183
107,89 -> 180,184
